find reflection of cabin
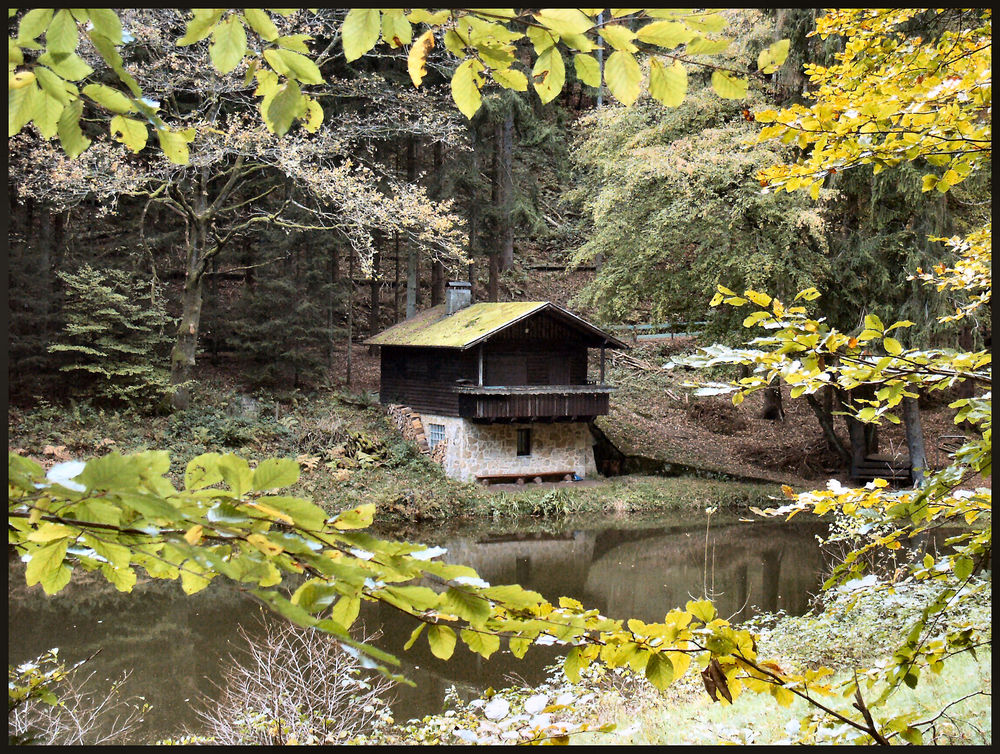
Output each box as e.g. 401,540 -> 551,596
364,282 -> 627,483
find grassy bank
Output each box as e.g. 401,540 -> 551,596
8,381 -> 780,527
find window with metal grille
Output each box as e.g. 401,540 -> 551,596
516,428 -> 531,456
428,423 -> 446,450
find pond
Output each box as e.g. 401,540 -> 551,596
8,509 -> 832,743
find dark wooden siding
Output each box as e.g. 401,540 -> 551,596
458,388 -> 610,421
379,346 -> 477,416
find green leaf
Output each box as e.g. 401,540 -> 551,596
110,114 -> 148,152
258,496 -> 327,531
18,8 -> 53,42
26,539 -> 70,591
101,563 -> 137,592
87,8 -> 122,43
404,622 -> 426,650
711,69 -> 747,99
179,558 -> 212,595
38,51 -> 93,80
218,453 -> 253,497
509,635 -> 531,658
177,8 -> 224,46
33,89 -> 65,138
685,599 -> 716,623
210,16 -> 247,74
534,8 -> 593,36
46,9 -> 78,54
648,58 -> 686,107
599,24 -> 638,52
757,38 -> 790,74
252,457 -> 300,491
83,83 -> 133,113
636,20 -> 694,48
263,47 -> 324,85
451,57 -> 484,118
56,97 -> 90,157
156,126 -> 195,164
186,452 -> 223,490
573,53 -> 601,87
332,503 -> 375,530
532,45 -> 565,105
342,8 -> 381,62
645,650 -> 675,689
564,645 -> 585,682
242,8 -> 278,41
330,595 -> 361,628
492,66 -> 528,91
427,624 -> 457,659
604,50 -> 640,106
380,8 -> 412,48
461,629 -> 501,659
440,587 -> 491,627
953,556 -> 974,581
864,313 -> 885,333
9,80 -> 38,137
687,36 -> 731,55
686,13 -> 726,33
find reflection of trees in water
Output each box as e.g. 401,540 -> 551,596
8,561 -> 269,740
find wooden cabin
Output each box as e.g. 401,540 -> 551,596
364,282 -> 627,483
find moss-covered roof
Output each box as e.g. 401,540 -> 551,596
363,301 -> 627,349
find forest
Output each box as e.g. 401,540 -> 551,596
7,8 -> 991,746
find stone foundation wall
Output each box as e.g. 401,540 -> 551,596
418,414 -> 598,483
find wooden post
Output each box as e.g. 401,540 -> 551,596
478,344 -> 484,386
599,345 -> 606,384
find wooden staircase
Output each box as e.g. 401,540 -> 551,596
851,455 -> 912,486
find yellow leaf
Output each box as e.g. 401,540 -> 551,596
407,29 -> 434,87
184,524 -> 203,545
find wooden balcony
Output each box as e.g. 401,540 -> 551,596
456,384 -> 613,422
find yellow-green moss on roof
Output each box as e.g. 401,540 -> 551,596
365,302 -> 547,348
365,301 -> 628,349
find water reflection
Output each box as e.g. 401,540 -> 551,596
8,513 -> 829,741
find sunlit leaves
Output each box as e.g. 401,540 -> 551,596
603,50 -> 640,106
649,58 -> 687,107
636,20 -> 694,48
532,45 -> 565,105
756,9 -> 990,196
109,115 -> 147,153
451,58 -> 484,118
407,28 -> 435,87
757,38 -> 789,74
342,8 -> 381,62
427,624 -> 457,660
209,15 -> 248,74
711,70 -> 748,99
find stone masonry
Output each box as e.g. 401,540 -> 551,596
417,413 -> 598,482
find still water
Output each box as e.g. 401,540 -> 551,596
8,510 -> 830,742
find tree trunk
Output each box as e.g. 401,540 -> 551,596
902,395 -> 928,487
169,211 -> 209,410
498,111 -> 514,271
487,125 -> 501,301
346,250 -> 354,386
405,137 -> 419,319
805,390 -> 851,466
369,244 -> 380,336
430,141 -> 446,305
839,389 -> 868,473
759,385 -> 784,420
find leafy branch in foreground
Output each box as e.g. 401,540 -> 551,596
9,447 -> 931,745
9,8 -> 790,162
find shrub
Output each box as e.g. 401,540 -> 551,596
47,265 -> 173,409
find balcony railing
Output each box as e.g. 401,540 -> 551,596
455,384 -> 613,422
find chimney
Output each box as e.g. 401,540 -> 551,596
445,280 -> 472,315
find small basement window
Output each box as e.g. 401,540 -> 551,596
516,428 -> 531,456
428,424 -> 446,450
